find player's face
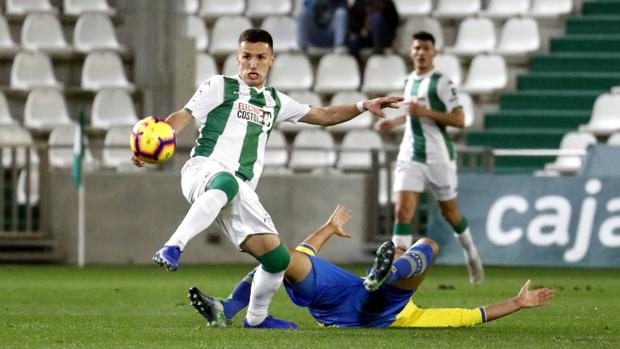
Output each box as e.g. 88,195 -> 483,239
236,41 -> 275,88
410,39 -> 436,72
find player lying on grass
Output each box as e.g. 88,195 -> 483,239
189,206 -> 555,328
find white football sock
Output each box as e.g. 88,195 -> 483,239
454,228 -> 478,257
245,268 -> 284,326
165,189 -> 227,250
392,234 -> 413,249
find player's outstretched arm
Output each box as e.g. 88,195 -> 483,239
484,280 -> 555,322
299,96 -> 403,127
300,205 -> 352,253
375,115 -> 407,133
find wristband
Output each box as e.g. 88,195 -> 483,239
355,100 -> 367,113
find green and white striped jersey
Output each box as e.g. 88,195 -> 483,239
185,75 -> 310,189
398,69 -> 461,164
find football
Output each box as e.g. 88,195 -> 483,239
130,116 -> 176,164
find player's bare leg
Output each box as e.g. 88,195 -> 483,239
392,191 -> 420,248
439,199 -> 484,285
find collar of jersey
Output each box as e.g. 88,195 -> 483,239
233,74 -> 267,93
412,68 -> 436,81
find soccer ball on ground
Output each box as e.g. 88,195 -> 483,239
130,116 -> 176,164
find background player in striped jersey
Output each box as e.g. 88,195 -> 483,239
375,31 -> 484,285
131,28 -> 402,329
189,205 -> 555,328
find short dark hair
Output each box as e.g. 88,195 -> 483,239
412,31 -> 435,46
238,28 -> 273,50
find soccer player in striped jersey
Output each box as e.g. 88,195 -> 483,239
189,206 -> 555,328
132,28 -> 401,329
375,31 -> 485,285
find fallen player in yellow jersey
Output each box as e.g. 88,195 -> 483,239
189,206 -> 555,328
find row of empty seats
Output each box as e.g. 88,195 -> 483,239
3,0 -> 115,16
0,13 -> 123,55
0,88 -> 137,131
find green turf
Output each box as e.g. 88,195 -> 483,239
0,265 -> 618,348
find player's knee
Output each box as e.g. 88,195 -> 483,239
414,238 -> 439,264
257,244 -> 290,273
208,172 -> 239,204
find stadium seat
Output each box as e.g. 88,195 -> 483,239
23,88 -> 72,131
0,125 -> 38,169
460,54 -> 507,95
0,15 -> 19,55
444,17 -> 496,57
277,90 -> 321,133
82,51 -> 134,91
0,92 -> 16,125
209,16 -> 252,56
393,0 -> 432,17
607,132 -> 620,145
195,53 -> 218,87
184,15 -> 209,51
261,16 -> 298,52
578,93 -> 620,136
481,0 -> 530,18
91,89 -> 138,130
177,0 -> 199,14
529,0 -> 573,18
222,53 -> 238,76
433,0 -> 480,19
74,13 -> 124,53
6,0 -> 56,15
48,124 -> 96,169
21,13 -> 71,54
17,166 -> 39,205
328,91 -> 373,132
289,129 -> 336,171
362,54 -> 406,95
10,51 -> 62,91
64,0 -> 115,16
199,0 -> 245,19
447,92 -> 475,135
314,54 -> 360,94
544,132 -> 597,175
337,130 -> 384,171
495,17 -> 540,57
269,53 -> 313,91
398,17 -> 444,54
246,0 -> 292,19
433,54 -> 462,87
264,129 -> 289,169
102,126 -> 135,170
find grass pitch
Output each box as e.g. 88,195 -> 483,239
0,265 -> 618,348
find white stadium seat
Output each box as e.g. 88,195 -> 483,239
23,89 -> 72,131
246,0 -> 292,19
6,0 -> 56,15
178,0 -> 199,14
264,129 -> 289,169
82,51 -> 134,91
482,0 -> 530,19
433,0 -> 481,19
0,92 -> 16,125
460,54 -> 507,95
0,125 -> 38,169
607,132 -> 620,145
74,13 -> 123,53
529,0 -> 573,18
261,16 -> 298,52
64,0 -> 115,16
393,0 -> 432,17
199,0 -> 245,19
222,53 -> 238,76
0,15 -> 19,55
544,132 -> 597,174
579,94 -> 620,136
398,17 -> 444,54
337,130 -> 384,171
48,124 -> 96,169
269,53 -> 313,91
289,129 -> 336,171
314,54 -> 360,94
195,53 -> 218,87
362,54 -> 406,95
102,126 -> 134,170
495,17 -> 540,57
209,16 -> 252,56
91,89 -> 138,130
444,17 -> 496,57
21,13 -> 71,54
434,54 -> 462,87
11,51 -> 62,91
184,15 -> 209,51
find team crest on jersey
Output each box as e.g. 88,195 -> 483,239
235,101 -> 273,130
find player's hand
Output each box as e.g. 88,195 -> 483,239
326,205 -> 352,239
375,118 -> 395,133
131,154 -> 144,167
515,280 -> 555,309
364,96 -> 403,118
409,101 -> 432,117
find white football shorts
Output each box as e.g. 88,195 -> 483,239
181,156 -> 278,249
393,160 -> 458,202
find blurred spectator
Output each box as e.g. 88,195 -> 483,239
348,0 -> 399,59
298,0 -> 349,53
